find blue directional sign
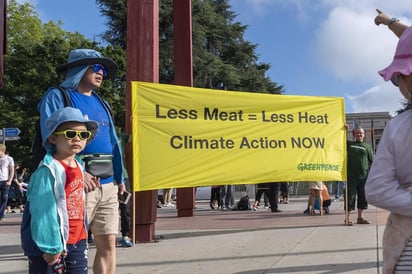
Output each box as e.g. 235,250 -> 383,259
5,128 -> 21,137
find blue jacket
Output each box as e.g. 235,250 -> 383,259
20,153 -> 86,256
37,87 -> 124,185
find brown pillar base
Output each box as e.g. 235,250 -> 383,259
176,187 -> 195,217
177,208 -> 194,217
135,223 -> 156,243
134,190 -> 157,242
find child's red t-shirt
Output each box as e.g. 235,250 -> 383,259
56,158 -> 87,244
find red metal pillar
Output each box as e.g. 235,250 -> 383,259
126,0 -> 159,243
173,0 -> 195,217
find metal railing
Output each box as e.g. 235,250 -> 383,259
231,182 -> 342,200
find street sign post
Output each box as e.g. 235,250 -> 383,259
1,127 -> 21,144
4,128 -> 21,137
4,136 -> 20,141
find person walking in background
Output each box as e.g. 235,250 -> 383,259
38,49 -> 125,274
252,183 -> 271,211
366,9 -> 412,273
346,126 -> 374,225
13,164 -> 27,184
9,164 -> 27,213
118,180 -> 132,247
6,164 -> 25,213
209,185 -> 221,210
163,188 -> 175,207
262,194 -> 269,209
279,182 -> 289,204
0,144 -> 14,221
333,181 -> 345,202
6,165 -> 24,213
21,107 -> 98,273
117,132 -> 132,248
220,185 -> 234,210
268,182 -> 281,213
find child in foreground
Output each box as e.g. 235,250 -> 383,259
21,107 -> 98,273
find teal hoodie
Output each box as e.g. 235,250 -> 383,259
21,153 -> 86,256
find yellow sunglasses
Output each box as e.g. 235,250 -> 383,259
54,130 -> 92,140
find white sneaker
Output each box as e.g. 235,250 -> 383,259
167,202 -> 175,207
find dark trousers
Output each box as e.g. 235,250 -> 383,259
280,182 -> 289,198
0,180 -> 10,218
29,239 -> 88,274
267,183 -> 280,211
210,187 -> 221,205
119,202 -> 130,237
219,185 -> 233,207
345,179 -> 368,211
254,189 -> 269,206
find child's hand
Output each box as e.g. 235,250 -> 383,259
42,252 -> 61,265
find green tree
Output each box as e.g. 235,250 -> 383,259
2,0 -> 283,168
96,0 -> 283,93
1,0 -> 125,167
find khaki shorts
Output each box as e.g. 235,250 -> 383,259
308,181 -> 322,190
86,182 -> 119,236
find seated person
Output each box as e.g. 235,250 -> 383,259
304,182 -> 331,215
7,178 -> 24,213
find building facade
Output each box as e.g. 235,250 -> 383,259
345,111 -> 392,151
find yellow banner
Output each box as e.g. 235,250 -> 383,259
131,81 -> 347,191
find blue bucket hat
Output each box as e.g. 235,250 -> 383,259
55,49 -> 118,79
44,107 -> 99,149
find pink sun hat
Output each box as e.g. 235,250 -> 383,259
379,26 -> 412,85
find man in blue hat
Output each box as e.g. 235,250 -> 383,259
38,49 -> 125,274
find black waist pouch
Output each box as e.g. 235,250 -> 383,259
81,154 -> 114,179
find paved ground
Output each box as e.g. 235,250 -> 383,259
0,197 -> 388,273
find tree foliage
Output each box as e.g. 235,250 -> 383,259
96,0 -> 283,93
2,0 -> 283,168
1,0 -> 125,168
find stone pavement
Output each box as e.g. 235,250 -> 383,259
0,197 -> 388,273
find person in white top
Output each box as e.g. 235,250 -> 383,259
367,9 -> 412,274
0,144 -> 14,220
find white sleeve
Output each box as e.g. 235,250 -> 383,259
365,119 -> 412,216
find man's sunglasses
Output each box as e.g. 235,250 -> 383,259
89,64 -> 107,77
54,130 -> 92,140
